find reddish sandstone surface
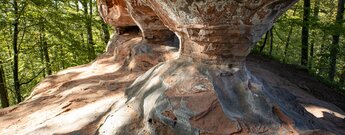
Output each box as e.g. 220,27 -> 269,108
1,0 -> 345,134
98,0 -> 136,27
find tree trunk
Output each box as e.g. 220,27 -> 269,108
83,0 -> 96,61
96,1 -> 110,44
269,27 -> 274,56
301,0 -> 310,66
308,0 -> 320,70
101,21 -> 110,44
328,0 -> 344,81
12,0 -> 21,103
0,61 -> 9,108
40,18 -> 52,76
317,34 -> 327,76
260,30 -> 269,53
340,66 -> 345,86
59,44 -> 66,69
43,41 -> 51,75
39,26 -> 46,78
309,43 -> 314,69
75,0 -> 83,60
284,27 -> 293,62
284,8 -> 297,63
39,45 -> 46,78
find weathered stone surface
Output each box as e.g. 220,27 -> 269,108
98,0 -> 136,27
98,0 -> 344,135
1,52 -> 344,134
97,59 -> 344,134
138,0 -> 298,64
98,0 -> 177,44
125,0 -> 176,43
95,59 -> 345,134
0,30 -> 178,135
1,0 -> 345,135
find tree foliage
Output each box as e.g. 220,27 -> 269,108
0,0 -> 111,106
0,0 -> 344,108
254,0 -> 345,91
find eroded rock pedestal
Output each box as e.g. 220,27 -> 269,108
99,0 -> 340,134
98,0 -> 345,134
0,0 -> 345,135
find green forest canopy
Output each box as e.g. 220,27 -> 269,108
0,0 -> 344,107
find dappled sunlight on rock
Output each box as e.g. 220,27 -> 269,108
1,0 -> 345,134
303,104 -> 345,119
76,63 -> 122,80
0,29 -> 179,134
31,97 -> 118,134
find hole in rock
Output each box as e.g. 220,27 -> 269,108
117,26 -> 140,35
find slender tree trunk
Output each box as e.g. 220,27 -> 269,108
0,61 -> 9,108
97,4 -> 110,44
284,27 -> 293,62
12,0 -> 21,103
317,35 -> 327,76
101,21 -> 110,44
54,0 -> 58,8
269,27 -> 274,56
340,66 -> 345,86
59,44 -> 66,69
308,0 -> 320,70
39,31 -> 46,77
83,0 -> 96,61
75,0 -> 83,60
328,0 -> 344,81
260,31 -> 269,52
88,0 -> 95,59
43,41 -> 51,75
40,18 -> 51,76
301,0 -> 310,66
309,43 -> 314,69
39,44 -> 46,77
313,0 -> 320,24
7,27 -> 13,58
284,7 -> 297,63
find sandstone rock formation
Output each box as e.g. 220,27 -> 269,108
98,0 -> 136,27
125,1 -> 176,43
1,0 -> 345,135
98,0 -> 345,134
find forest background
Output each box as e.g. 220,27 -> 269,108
0,0 -> 344,108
